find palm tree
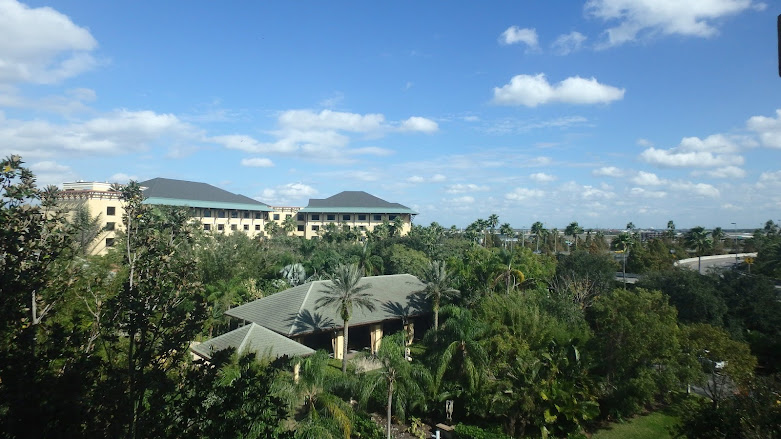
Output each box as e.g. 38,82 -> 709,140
264,220 -> 279,237
432,306 -> 488,395
565,221 -> 583,251
686,226 -> 712,274
490,249 -> 525,295
316,263 -> 377,373
421,260 -> 460,335
531,221 -> 544,252
277,351 -> 354,439
499,223 -> 514,249
666,220 -> 676,241
70,204 -> 103,255
282,215 -> 297,236
615,232 -> 633,289
358,333 -> 431,439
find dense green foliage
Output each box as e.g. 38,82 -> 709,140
2,158 -> 779,438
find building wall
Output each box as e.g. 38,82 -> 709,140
299,212 -> 413,239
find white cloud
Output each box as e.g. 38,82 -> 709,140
581,185 -> 615,199
629,187 -> 667,198
529,172 -> 557,183
669,181 -> 720,198
407,176 -> 425,183
431,174 -> 446,182
632,171 -> 666,186
450,196 -> 475,204
639,134 -> 744,168
585,0 -> 759,47
593,166 -> 623,177
348,146 -> 394,156
0,0 -> 98,84
30,160 -> 76,187
407,174 -> 446,184
505,187 -> 544,201
108,172 -> 138,183
278,109 -> 385,132
746,109 -> 781,149
499,26 -> 539,49
399,116 -> 438,133
696,165 -> 746,179
446,183 -> 490,194
0,110 -> 193,159
241,157 -> 274,168
757,170 -> 781,188
259,182 -> 318,205
636,138 -> 653,147
492,73 -> 625,107
551,31 -> 587,55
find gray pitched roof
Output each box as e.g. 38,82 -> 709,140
191,323 -> 315,360
225,274 -> 429,337
299,191 -> 417,214
138,177 -> 271,211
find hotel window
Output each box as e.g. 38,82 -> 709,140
273,214 -> 280,220
311,214 -> 320,221
218,210 -> 226,218
297,225 -> 305,232
243,211 -> 250,219
203,209 -> 211,217
243,224 -> 249,231
311,225 -> 320,231
107,206 -> 116,216
204,224 -> 211,231
255,224 -> 260,231
359,225 -> 366,230
217,224 -> 224,231
389,215 -> 397,220
373,214 -> 382,221
254,212 -> 261,219
190,208 -> 199,217
326,214 -> 335,221
105,222 -> 115,231
358,214 -> 366,221
297,213 -> 304,221
231,224 -> 237,231
105,238 -> 115,247
342,214 -> 351,221
231,211 -> 238,218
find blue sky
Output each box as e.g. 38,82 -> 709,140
2,0 -> 780,229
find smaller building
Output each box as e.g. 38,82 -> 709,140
295,191 -> 418,239
192,274 -> 430,361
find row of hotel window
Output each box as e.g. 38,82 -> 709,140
104,206 -> 400,223
200,224 -> 372,232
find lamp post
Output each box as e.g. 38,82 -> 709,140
731,222 -> 738,264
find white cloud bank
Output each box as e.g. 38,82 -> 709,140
0,0 -> 98,84
492,74 -> 625,107
585,0 -> 763,47
747,109 -> 781,149
640,134 -> 744,168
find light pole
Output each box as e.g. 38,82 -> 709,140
731,222 -> 738,264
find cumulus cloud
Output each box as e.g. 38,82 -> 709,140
0,0 -> 98,84
639,134 -> 744,168
629,187 -> 667,198
399,116 -> 438,133
492,73 -> 625,107
0,110 -> 193,159
746,109 -> 781,149
551,31 -> 587,55
669,181 -> 720,198
241,157 -> 274,168
695,165 -> 746,179
631,171 -> 666,186
505,187 -> 544,201
499,26 -> 539,49
592,166 -> 623,177
108,172 -> 138,183
585,0 -> 760,47
446,183 -> 490,194
529,172 -> 557,183
450,196 -> 475,204
29,160 -> 76,187
259,183 -> 318,205
278,109 -> 385,132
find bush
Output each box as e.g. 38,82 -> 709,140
453,424 -> 512,439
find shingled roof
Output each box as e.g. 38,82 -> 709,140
138,177 -> 271,211
191,323 -> 315,361
225,274 -> 429,337
299,191 -> 417,214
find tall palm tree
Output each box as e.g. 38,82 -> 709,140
490,249 -> 525,295
358,333 -> 431,439
277,351 -> 354,439
499,223 -> 514,249
686,226 -> 712,274
565,221 -> 583,251
421,260 -> 460,335
531,221 -> 544,252
316,263 -> 377,373
432,306 -> 488,395
615,232 -> 633,289
282,215 -> 297,236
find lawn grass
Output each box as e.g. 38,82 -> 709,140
590,409 -> 679,439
